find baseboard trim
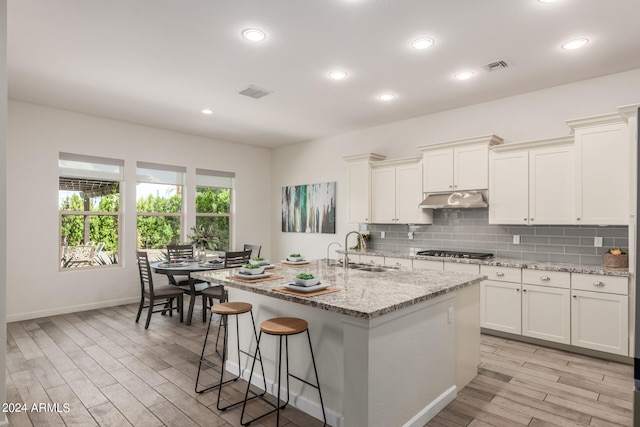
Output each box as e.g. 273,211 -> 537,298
7,297 -> 139,322
402,385 -> 457,427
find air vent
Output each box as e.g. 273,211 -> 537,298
238,84 -> 273,99
483,60 -> 510,71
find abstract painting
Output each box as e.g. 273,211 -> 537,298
282,182 -> 336,233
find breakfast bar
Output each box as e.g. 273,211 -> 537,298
194,261 -> 485,427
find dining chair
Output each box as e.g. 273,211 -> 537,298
135,251 -> 184,329
224,250 -> 252,268
167,244 -> 194,260
243,244 -> 262,259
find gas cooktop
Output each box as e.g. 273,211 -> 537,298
416,250 -> 494,260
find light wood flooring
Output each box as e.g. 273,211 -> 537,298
5,298 -> 634,427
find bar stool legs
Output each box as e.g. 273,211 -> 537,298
240,317 -> 327,427
195,302 -> 266,411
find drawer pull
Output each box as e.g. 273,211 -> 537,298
541,276 -> 550,281
496,272 -> 505,277
593,281 -> 605,287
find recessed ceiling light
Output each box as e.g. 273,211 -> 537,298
242,28 -> 266,42
561,38 -> 589,50
201,108 -> 213,115
377,93 -> 395,101
454,71 -> 474,80
411,37 -> 434,50
329,70 -> 348,80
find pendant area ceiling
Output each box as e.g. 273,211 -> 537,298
8,0 -> 640,148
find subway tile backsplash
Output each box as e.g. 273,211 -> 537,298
361,209 -> 629,265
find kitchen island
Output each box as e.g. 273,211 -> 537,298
194,261 -> 485,427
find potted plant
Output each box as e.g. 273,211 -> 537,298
295,273 -> 319,287
240,263 -> 266,275
188,224 -> 220,251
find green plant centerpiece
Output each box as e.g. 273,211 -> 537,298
240,262 -> 266,275
188,224 -> 220,250
249,256 -> 269,266
287,253 -> 304,262
294,272 -> 319,287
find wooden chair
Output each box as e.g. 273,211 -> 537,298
135,251 -> 184,329
243,244 -> 262,259
167,244 -> 194,260
224,250 -> 252,268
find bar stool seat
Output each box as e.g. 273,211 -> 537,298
241,317 -> 326,426
195,301 -> 266,412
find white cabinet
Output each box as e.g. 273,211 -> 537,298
567,114 -> 630,225
343,153 -> 386,223
521,270 -> 571,345
489,137 -> 575,225
413,259 -> 443,271
571,273 -> 629,356
370,157 -> 433,224
418,135 -> 503,193
572,290 -> 628,356
480,266 -> 522,334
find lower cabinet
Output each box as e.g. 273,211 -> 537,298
480,280 -> 521,334
571,290 -> 628,356
522,284 -> 571,344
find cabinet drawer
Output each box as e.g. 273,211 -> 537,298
480,265 -> 521,283
385,257 -> 412,268
572,273 -> 628,295
522,270 -> 570,289
445,262 -> 480,274
413,259 -> 443,271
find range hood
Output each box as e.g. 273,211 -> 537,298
419,191 -> 488,209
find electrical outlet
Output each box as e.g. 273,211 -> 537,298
380,231 -> 385,239
594,236 -> 603,247
513,235 -> 520,244
408,231 -> 414,239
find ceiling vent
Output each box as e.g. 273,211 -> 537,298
483,60 -> 510,72
238,84 -> 273,99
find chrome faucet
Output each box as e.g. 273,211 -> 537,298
326,241 -> 342,266
344,231 -> 366,268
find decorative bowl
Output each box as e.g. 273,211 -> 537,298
294,277 -> 319,287
249,258 -> 269,266
240,265 -> 266,275
287,255 -> 305,262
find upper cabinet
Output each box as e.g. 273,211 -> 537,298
418,135 -> 503,193
489,137 -> 575,225
566,113 -> 630,225
370,157 -> 433,224
343,153 -> 386,223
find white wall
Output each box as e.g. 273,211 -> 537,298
270,68 -> 640,261
1,0 -> 8,424
7,101 -> 272,321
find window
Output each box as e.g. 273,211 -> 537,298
59,153 -> 123,269
195,169 -> 234,252
136,162 -> 185,257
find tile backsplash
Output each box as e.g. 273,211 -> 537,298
361,209 -> 629,265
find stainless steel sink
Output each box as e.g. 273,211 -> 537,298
357,266 -> 391,272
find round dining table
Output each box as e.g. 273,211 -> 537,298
151,259 -> 228,325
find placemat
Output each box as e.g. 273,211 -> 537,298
273,286 -> 341,297
228,274 -> 285,284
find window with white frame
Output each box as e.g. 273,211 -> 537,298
195,169 -> 234,252
136,162 -> 185,255
59,153 -> 123,269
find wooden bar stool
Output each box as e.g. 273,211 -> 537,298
195,302 -> 266,411
240,317 -> 327,426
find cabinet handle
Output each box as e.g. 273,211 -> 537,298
541,276 -> 550,281
516,288 -> 520,292
496,272 -> 505,277
530,218 -> 534,221
449,185 -> 453,189
577,218 -> 581,221
573,295 -> 577,298
593,281 -> 605,287
523,289 -> 527,292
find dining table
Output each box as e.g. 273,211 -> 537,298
151,258 -> 228,325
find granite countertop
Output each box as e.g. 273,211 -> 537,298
339,250 -> 630,277
192,261 -> 484,320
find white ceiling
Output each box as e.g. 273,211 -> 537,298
8,0 -> 640,148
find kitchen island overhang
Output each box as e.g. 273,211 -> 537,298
194,262 -> 485,427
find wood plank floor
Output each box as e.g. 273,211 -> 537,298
5,299 -> 634,426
